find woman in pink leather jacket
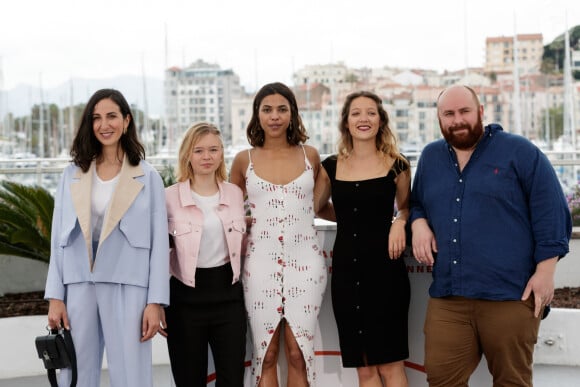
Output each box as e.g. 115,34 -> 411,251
161,122 -> 248,387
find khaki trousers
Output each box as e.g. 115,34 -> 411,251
424,296 -> 542,387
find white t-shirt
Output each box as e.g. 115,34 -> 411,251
191,190 -> 229,268
91,170 -> 119,243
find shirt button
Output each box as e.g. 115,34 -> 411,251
353,233 -> 357,237
453,260 -> 457,264
453,238 -> 457,243
453,218 -> 458,222
356,305 -> 360,310
353,208 -> 357,212
356,281 -> 360,286
355,183 -> 359,187
353,258 -> 357,262
459,179 -> 463,183
456,198 -> 460,202
358,330 -> 363,334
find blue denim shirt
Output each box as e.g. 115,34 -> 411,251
410,124 -> 571,300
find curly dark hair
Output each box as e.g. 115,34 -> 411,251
71,89 -> 145,172
246,82 -> 308,147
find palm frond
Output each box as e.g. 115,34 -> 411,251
0,181 -> 54,263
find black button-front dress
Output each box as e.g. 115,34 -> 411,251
322,155 -> 410,367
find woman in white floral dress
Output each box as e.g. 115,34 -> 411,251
230,82 -> 330,387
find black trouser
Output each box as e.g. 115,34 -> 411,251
165,263 -> 247,387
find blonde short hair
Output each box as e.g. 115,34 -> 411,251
176,122 -> 227,182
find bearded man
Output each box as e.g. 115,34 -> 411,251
409,84 -> 571,387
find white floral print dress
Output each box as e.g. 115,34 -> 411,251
243,146 -> 327,386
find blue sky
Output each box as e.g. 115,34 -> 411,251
1,0 -> 579,92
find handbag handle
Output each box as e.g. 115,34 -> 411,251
47,326 -> 77,387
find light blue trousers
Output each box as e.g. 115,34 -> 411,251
57,282 -> 152,387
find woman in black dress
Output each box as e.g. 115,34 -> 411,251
320,91 -> 411,387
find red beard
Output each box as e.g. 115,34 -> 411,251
441,115 -> 484,150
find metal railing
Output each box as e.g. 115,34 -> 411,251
1,150 -> 579,194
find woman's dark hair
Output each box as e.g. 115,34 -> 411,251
71,88 -> 144,172
246,82 -> 308,147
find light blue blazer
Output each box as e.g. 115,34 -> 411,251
45,157 -> 169,306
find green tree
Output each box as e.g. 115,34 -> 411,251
344,73 -> 359,83
0,181 -> 53,263
159,164 -> 177,187
540,106 -> 564,142
541,25 -> 580,79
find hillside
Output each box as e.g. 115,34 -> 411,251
1,75 -> 164,118
542,25 -> 580,78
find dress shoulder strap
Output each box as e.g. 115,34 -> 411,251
300,144 -> 312,169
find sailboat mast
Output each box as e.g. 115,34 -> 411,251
68,79 -> 75,154
0,56 -> 7,155
512,15 -> 523,136
544,75 -> 551,148
463,0 -> 469,78
141,53 -> 151,155
563,22 -> 576,152
38,74 -> 45,158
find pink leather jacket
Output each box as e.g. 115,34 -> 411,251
165,180 -> 246,287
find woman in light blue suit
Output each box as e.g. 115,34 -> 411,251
45,89 -> 169,387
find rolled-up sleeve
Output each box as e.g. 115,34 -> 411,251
523,149 -> 572,262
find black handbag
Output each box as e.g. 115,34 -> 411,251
35,326 -> 77,387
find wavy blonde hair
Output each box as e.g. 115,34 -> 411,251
337,91 -> 409,168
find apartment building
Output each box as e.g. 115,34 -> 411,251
229,93 -> 253,149
293,83 -> 334,152
573,50 -> 580,72
168,41 -> 578,156
485,34 -> 544,75
164,59 -> 242,149
292,62 -> 351,87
